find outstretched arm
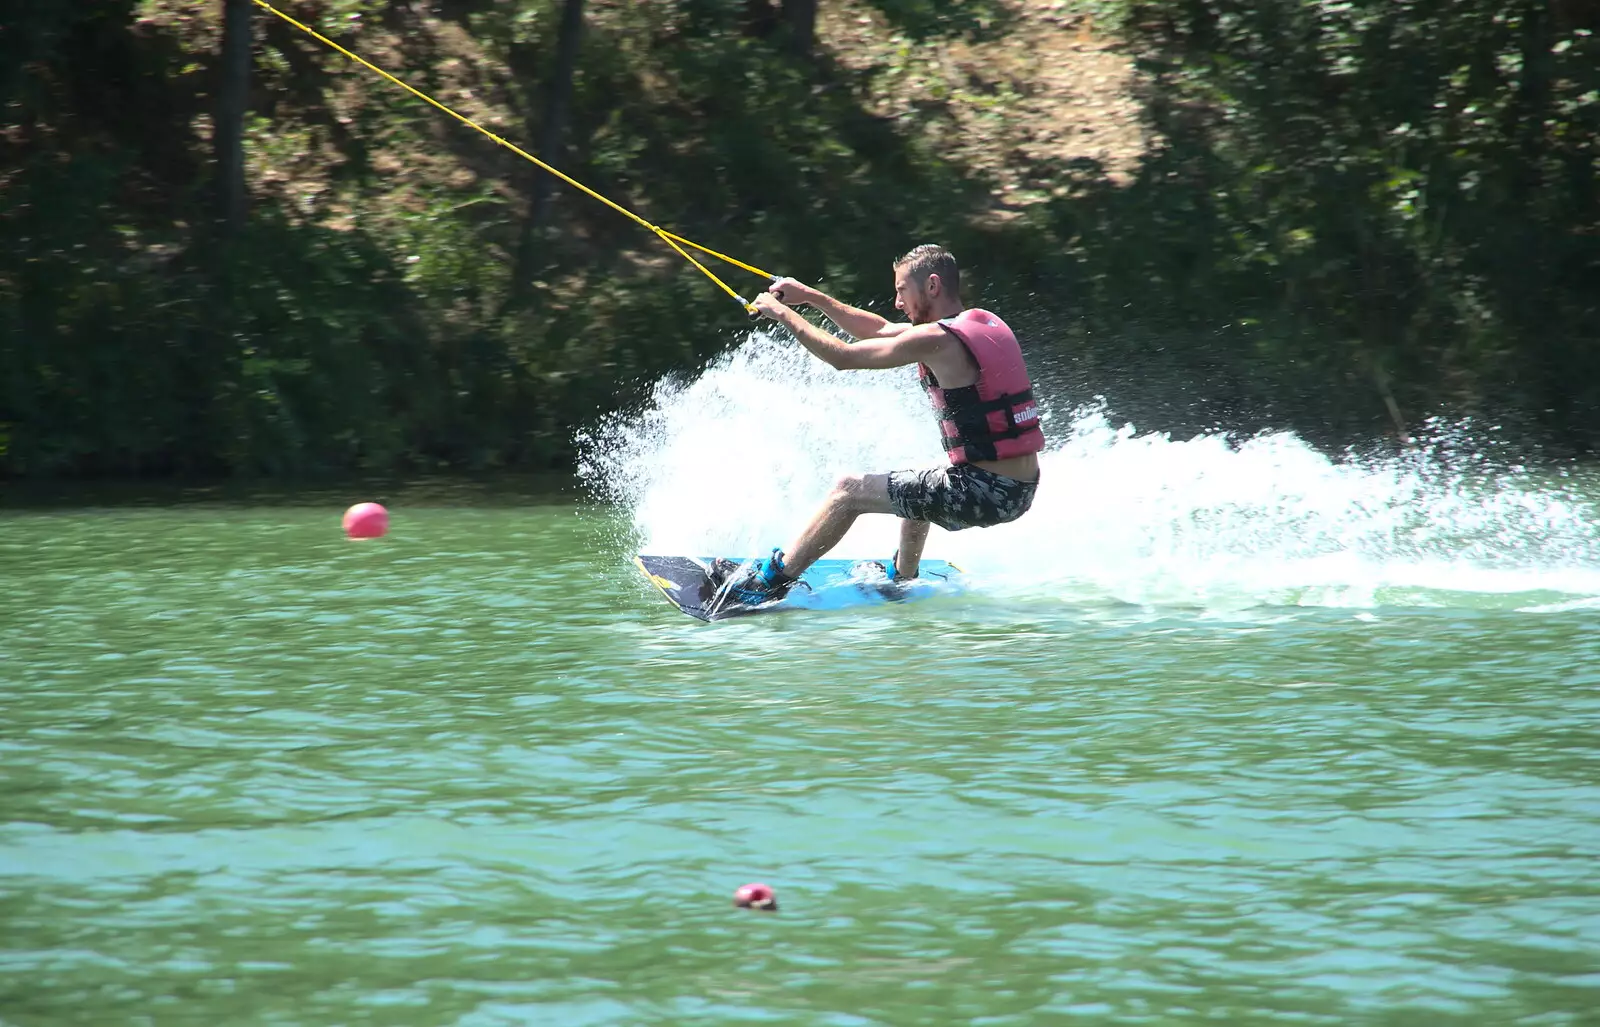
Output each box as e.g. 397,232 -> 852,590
752,293 -> 944,370
768,277 -> 909,340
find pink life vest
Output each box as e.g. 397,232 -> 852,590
918,309 -> 1045,465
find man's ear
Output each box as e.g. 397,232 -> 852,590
925,273 -> 942,297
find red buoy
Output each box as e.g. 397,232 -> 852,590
343,502 -> 389,539
733,882 -> 777,912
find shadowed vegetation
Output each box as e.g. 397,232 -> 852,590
2,0 -> 1595,478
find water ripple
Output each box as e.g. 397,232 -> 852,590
1,502 -> 1596,1024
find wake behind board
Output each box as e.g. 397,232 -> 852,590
635,555 -> 963,622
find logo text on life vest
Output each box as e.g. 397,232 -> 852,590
1013,403 -> 1039,424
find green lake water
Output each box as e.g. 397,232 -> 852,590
2,477 -> 1597,1025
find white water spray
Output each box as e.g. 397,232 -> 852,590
579,330 -> 1600,610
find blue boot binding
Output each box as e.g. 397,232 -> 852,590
720,549 -> 797,607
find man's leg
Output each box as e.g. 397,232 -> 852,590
782,473 -> 897,579
895,519 -> 931,580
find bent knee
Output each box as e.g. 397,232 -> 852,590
827,475 -> 866,507
827,473 -> 891,514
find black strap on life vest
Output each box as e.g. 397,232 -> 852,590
924,379 -> 1040,462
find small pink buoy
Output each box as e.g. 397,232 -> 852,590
342,502 -> 389,539
733,882 -> 777,912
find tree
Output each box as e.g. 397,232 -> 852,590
783,0 -> 816,54
508,0 -> 585,303
215,0 -> 252,235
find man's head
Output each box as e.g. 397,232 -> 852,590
893,244 -> 962,324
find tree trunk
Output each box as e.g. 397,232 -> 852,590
508,0 -> 585,304
1509,0 -> 1554,193
783,0 -> 816,55
215,0 -> 252,237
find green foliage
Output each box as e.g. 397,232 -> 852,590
1049,0 -> 1600,445
2,0 -> 1597,480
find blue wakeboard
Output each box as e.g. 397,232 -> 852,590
635,555 -> 963,621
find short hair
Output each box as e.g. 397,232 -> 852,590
894,244 -> 960,296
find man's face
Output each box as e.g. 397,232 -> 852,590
894,266 -> 933,324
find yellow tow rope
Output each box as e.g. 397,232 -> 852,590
250,0 -> 776,316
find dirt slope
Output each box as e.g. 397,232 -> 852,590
820,0 -> 1148,215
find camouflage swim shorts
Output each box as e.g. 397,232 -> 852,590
886,464 -> 1038,532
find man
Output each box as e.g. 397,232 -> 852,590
724,244 -> 1045,606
